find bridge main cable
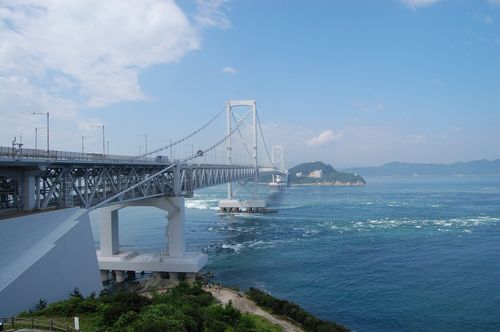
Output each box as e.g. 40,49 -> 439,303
140,108 -> 225,158
256,110 -> 278,170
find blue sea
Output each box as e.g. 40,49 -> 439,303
91,176 -> 500,332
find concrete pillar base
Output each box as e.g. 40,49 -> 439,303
100,270 -> 109,283
115,270 -> 125,283
186,273 -> 197,284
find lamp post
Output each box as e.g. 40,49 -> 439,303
92,125 -> 105,156
35,126 -> 45,154
107,140 -> 115,155
138,134 -> 148,156
81,135 -> 92,154
32,112 -> 49,156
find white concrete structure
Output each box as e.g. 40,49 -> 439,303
219,199 -> 266,213
92,197 -> 207,282
0,208 -> 102,317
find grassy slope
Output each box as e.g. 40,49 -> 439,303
16,283 -> 282,332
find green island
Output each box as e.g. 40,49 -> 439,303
288,161 -> 365,186
8,282 -> 349,332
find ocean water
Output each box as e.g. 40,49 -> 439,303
91,176 -> 500,332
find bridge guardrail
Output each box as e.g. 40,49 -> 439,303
0,146 -> 163,164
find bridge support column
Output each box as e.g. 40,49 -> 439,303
99,208 -> 119,256
167,196 -> 185,257
115,270 -> 125,283
100,270 -> 109,282
22,172 -> 36,211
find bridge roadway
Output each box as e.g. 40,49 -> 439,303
0,146 -> 257,211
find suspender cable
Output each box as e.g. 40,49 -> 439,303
139,108 -> 225,158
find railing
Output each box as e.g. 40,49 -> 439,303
0,316 -> 77,331
0,146 -> 166,164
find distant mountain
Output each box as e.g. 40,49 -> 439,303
288,161 -> 366,185
343,159 -> 500,176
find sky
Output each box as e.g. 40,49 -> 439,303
1,0 -> 499,168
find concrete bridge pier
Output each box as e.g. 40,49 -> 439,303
22,172 -> 36,211
95,196 -> 207,284
99,208 -> 119,256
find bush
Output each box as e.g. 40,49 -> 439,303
246,288 -> 349,332
101,292 -> 152,323
16,283 -> 289,332
70,287 -> 83,299
35,298 -> 47,311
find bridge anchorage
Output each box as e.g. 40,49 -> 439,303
0,98 -> 287,305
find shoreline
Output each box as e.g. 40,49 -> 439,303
203,285 -> 303,332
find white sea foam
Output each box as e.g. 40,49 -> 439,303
221,243 -> 242,252
302,228 -> 320,237
338,215 -> 500,234
185,198 -> 219,210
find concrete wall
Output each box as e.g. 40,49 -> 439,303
0,208 -> 102,316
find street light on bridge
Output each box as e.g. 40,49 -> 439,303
107,140 -> 115,155
34,126 -> 45,153
92,125 -> 105,156
81,135 -> 93,154
32,112 -> 49,156
138,134 -> 148,156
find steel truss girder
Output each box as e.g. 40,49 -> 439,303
31,164 -> 255,209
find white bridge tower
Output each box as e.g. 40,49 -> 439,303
219,100 -> 266,213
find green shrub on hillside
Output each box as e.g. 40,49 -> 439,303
246,288 -> 349,332
19,282 -> 282,332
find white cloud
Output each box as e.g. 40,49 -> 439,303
0,0 -> 200,108
221,66 -> 238,74
195,0 -> 231,29
0,0 -> 232,149
474,12 -> 494,24
194,0 -> 231,29
0,75 -> 96,151
432,77 -> 444,87
352,99 -> 385,112
401,0 -> 441,8
306,130 -> 342,147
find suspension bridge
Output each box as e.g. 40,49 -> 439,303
0,100 -> 287,316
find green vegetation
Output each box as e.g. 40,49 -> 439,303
288,161 -> 365,185
246,288 -> 349,332
18,283 -> 282,332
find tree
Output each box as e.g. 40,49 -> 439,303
35,298 -> 47,311
70,287 -> 83,299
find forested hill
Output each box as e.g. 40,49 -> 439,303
343,159 -> 500,176
288,161 -> 366,185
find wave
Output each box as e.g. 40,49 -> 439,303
185,198 -> 219,210
342,216 -> 500,234
221,243 -> 243,252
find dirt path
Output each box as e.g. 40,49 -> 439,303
204,286 -> 302,332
